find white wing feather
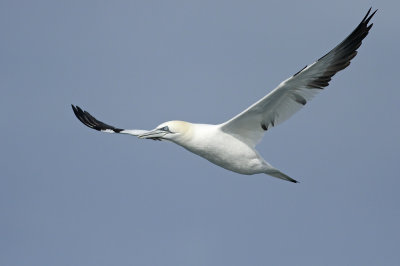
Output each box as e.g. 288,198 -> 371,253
220,8 -> 376,147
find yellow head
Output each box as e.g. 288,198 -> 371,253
138,120 -> 193,142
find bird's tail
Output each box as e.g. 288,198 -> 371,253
264,168 -> 298,183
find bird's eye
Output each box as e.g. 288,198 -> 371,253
160,126 -> 169,131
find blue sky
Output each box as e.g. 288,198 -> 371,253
1,1 -> 399,265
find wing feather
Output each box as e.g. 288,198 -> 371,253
71,105 -> 147,136
220,8 -> 376,147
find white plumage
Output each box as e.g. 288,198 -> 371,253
72,9 -> 376,183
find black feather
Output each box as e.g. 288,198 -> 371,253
71,105 -> 124,133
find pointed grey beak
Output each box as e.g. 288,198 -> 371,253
138,129 -> 168,140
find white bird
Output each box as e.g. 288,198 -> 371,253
72,9 -> 376,183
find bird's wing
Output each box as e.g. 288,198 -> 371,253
220,8 -> 376,147
71,105 -> 148,136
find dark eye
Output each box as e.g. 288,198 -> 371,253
160,126 -> 169,131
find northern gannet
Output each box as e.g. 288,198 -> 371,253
72,9 -> 376,183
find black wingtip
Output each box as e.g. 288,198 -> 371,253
363,8 -> 377,25
286,176 -> 299,183
71,104 -> 94,130
71,104 -> 124,133
363,7 -> 372,21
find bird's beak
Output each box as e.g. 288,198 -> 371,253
138,129 -> 168,140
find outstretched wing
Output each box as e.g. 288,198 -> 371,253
71,105 -> 148,136
220,8 -> 376,147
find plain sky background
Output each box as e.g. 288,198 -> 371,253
1,0 -> 399,265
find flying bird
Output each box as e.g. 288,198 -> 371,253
72,8 -> 376,183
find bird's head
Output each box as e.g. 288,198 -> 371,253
138,121 -> 192,142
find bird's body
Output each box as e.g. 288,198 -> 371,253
171,123 -> 267,175
72,8 -> 376,183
